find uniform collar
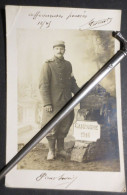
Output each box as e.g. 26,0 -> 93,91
53,56 -> 65,62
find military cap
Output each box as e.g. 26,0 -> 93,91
53,40 -> 65,48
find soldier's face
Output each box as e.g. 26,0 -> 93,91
53,46 -> 65,59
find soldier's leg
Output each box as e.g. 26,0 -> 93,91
57,138 -> 66,157
41,109 -> 58,160
46,128 -> 57,160
56,110 -> 74,158
47,138 -> 56,160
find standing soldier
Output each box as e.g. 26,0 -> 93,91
39,41 -> 79,160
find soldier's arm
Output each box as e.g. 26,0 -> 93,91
39,62 -> 52,107
69,63 -> 80,94
71,75 -> 80,94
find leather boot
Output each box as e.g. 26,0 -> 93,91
47,139 -> 56,160
57,138 -> 67,158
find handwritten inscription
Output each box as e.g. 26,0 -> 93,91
29,10 -> 87,20
37,21 -> 52,29
28,11 -> 63,19
28,11 -> 63,29
66,11 -> 87,20
79,18 -> 112,30
28,10 -> 112,30
28,10 -> 87,29
36,172 -> 77,189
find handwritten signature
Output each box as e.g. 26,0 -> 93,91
36,172 -> 77,189
79,18 -> 112,30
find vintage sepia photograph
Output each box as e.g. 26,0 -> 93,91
6,5 -> 126,192
17,29 -> 120,172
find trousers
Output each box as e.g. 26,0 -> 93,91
41,107 -> 74,140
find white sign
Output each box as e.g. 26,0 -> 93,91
74,120 -> 101,142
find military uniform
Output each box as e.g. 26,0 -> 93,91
39,41 -> 79,159
39,56 -> 79,138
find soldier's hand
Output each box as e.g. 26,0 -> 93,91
44,105 -> 53,112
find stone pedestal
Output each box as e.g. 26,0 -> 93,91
71,141 -> 92,162
70,116 -> 119,163
70,125 -> 119,163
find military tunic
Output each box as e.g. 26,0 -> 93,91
39,56 -> 79,139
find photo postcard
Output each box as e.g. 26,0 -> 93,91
5,5 -> 126,192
